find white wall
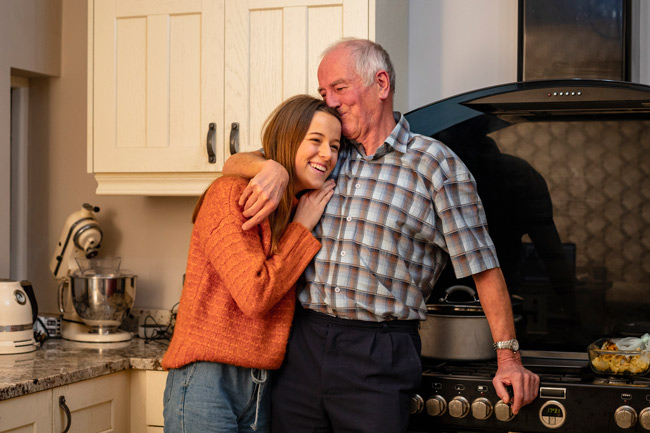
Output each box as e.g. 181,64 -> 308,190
0,0 -> 61,278
407,0 -> 519,111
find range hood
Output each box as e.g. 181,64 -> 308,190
464,79 -> 650,117
405,79 -> 650,138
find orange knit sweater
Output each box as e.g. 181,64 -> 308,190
161,176 -> 321,370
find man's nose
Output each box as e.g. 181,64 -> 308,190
325,94 -> 340,108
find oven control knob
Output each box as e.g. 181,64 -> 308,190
409,394 -> 425,415
448,396 -> 470,418
495,400 -> 515,422
614,405 -> 638,429
639,407 -> 650,430
471,397 -> 493,420
539,400 -> 566,429
425,395 -> 447,417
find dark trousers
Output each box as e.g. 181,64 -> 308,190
271,307 -> 422,433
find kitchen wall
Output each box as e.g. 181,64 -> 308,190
4,0 -> 649,315
407,0 -> 519,108
0,0 -> 61,279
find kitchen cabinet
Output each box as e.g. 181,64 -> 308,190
88,0 -> 408,195
224,0 -> 409,154
0,371 -> 128,433
130,370 -> 168,433
0,390 -> 52,432
88,0 -> 225,195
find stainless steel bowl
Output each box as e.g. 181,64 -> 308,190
69,273 -> 136,330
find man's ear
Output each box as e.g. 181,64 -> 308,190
375,69 -> 391,100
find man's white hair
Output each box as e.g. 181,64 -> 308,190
322,38 -> 396,93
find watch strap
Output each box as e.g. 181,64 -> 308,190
493,338 -> 519,352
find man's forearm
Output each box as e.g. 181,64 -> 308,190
222,151 -> 266,179
473,267 -> 517,348
222,150 -> 289,229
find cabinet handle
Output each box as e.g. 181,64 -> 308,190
207,123 -> 217,164
59,395 -> 72,433
229,122 -> 239,155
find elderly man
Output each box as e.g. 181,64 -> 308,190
223,38 -> 539,433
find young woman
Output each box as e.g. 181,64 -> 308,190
161,95 -> 342,433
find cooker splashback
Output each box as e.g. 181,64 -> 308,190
405,79 -> 650,353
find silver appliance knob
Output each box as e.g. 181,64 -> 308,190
448,396 -> 470,418
495,400 -> 515,422
425,395 -> 447,417
471,397 -> 493,420
615,405 -> 638,429
409,394 -> 425,415
639,407 -> 650,430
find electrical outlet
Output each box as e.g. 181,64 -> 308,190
132,308 -> 172,327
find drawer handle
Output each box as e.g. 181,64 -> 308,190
207,123 -> 217,164
229,122 -> 239,155
59,395 -> 72,433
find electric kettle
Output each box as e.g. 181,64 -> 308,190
0,279 -> 38,354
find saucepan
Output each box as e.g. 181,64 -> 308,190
420,285 -> 522,361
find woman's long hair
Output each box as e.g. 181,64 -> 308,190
262,95 -> 340,254
192,95 -> 340,254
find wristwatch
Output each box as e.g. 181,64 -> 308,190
493,338 -> 519,353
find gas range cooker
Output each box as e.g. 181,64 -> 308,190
408,351 -> 650,433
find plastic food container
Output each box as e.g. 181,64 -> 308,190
588,338 -> 650,376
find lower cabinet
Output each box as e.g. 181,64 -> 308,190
0,390 -> 52,432
0,371 -> 129,433
130,370 -> 168,433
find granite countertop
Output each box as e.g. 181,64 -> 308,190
0,337 -> 169,401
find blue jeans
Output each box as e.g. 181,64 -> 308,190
163,361 -> 270,433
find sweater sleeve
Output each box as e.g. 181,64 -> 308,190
196,178 -> 321,317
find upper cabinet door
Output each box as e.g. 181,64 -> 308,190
92,0 -> 224,173
224,0 -> 369,154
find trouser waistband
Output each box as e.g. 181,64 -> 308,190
296,305 -> 419,331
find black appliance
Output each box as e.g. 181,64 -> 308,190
405,79 -> 650,432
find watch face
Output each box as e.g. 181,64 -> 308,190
511,339 -> 519,351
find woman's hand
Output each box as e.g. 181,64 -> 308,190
292,180 -> 336,231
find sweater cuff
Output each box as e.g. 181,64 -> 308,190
276,223 -> 321,278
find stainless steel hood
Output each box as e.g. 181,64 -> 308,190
405,79 -> 650,138
464,80 -> 650,117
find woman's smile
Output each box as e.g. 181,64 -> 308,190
293,111 -> 341,194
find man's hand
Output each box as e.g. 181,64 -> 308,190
238,159 -> 289,230
492,354 -> 539,415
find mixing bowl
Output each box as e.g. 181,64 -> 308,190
69,272 -> 136,332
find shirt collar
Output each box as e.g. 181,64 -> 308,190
348,112 -> 410,160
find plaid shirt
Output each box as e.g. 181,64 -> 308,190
298,114 -> 499,321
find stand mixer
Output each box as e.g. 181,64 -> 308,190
50,203 -> 135,342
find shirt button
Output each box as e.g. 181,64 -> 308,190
340,251 -> 346,257
355,183 -> 361,189
346,216 -> 352,222
334,287 -> 341,293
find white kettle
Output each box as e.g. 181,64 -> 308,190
0,279 -> 38,354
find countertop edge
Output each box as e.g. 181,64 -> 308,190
0,338 -> 168,401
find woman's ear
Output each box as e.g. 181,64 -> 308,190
375,69 -> 391,100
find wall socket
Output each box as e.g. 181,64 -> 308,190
121,308 -> 175,336
132,308 -> 173,327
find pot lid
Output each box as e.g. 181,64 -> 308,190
426,285 -> 485,315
